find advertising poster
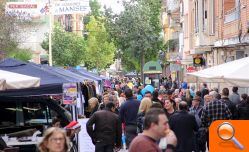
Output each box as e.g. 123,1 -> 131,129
63,83 -> 77,105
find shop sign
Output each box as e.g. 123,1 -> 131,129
186,66 -> 196,73
63,83 -> 77,105
193,57 -> 205,66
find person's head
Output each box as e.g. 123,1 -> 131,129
105,102 -> 116,112
144,91 -> 152,99
143,108 -> 169,140
160,85 -> 165,90
179,101 -> 188,111
102,94 -> 110,105
174,89 -> 180,95
124,88 -> 133,98
151,102 -> 163,109
115,84 -> 120,90
164,98 -> 175,111
52,117 -> 62,128
203,83 -> 207,88
108,94 -> 119,108
204,95 -> 212,105
209,91 -> 218,100
158,89 -> 166,97
232,86 -> 238,93
190,85 -> 195,91
38,127 -> 69,152
152,90 -> 159,100
88,97 -> 99,110
196,91 -> 201,97
174,98 -> 181,110
185,89 -> 191,98
241,93 -> 248,101
139,97 -> 152,113
222,88 -> 229,97
246,96 -> 249,103
192,97 -> 201,107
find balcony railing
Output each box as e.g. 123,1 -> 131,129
224,7 -> 240,23
167,0 -> 180,13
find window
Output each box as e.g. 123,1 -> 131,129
23,102 -> 50,125
22,101 -> 64,127
236,51 -> 245,60
203,0 -> 208,31
149,66 -> 156,70
194,1 -> 199,33
210,0 -> 215,34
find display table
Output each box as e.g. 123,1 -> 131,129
6,137 -> 43,146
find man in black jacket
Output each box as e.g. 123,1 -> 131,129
220,88 -> 237,119
86,102 -> 122,152
169,101 -> 198,152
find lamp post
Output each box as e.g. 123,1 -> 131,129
48,0 -> 53,66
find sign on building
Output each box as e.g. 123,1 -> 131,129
52,1 -> 90,15
170,63 -> 181,72
5,2 -> 49,21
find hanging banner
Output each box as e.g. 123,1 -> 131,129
52,0 -> 90,15
63,83 -> 77,105
5,2 -> 49,21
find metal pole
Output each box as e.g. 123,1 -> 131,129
49,0 -> 53,66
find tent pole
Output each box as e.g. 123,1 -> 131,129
218,83 -> 220,93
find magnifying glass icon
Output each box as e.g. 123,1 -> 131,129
217,122 -> 244,150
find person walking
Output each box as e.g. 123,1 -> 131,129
236,96 -> 249,119
229,86 -> 240,105
137,97 -> 152,133
119,88 -> 140,148
86,102 -> 122,152
129,108 -> 177,152
163,98 -> 176,119
201,94 -> 232,149
169,101 -> 198,152
220,88 -> 237,119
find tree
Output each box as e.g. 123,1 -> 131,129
105,0 -> 164,77
41,24 -> 86,66
0,1 -> 31,58
8,48 -> 32,62
84,16 -> 116,70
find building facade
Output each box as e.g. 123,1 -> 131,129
162,0 -> 249,90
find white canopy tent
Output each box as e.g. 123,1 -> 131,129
0,70 -> 40,91
187,57 -> 249,87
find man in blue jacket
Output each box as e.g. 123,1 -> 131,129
120,88 -> 140,148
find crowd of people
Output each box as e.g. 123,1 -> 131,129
85,77 -> 249,152
11,77 -> 246,152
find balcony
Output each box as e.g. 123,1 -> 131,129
167,0 -> 180,13
224,7 -> 239,23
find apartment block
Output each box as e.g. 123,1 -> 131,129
214,0 -> 249,65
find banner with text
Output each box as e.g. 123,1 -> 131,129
52,1 -> 90,15
5,2 -> 49,21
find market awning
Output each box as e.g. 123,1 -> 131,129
0,69 -> 40,91
187,57 -> 249,87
